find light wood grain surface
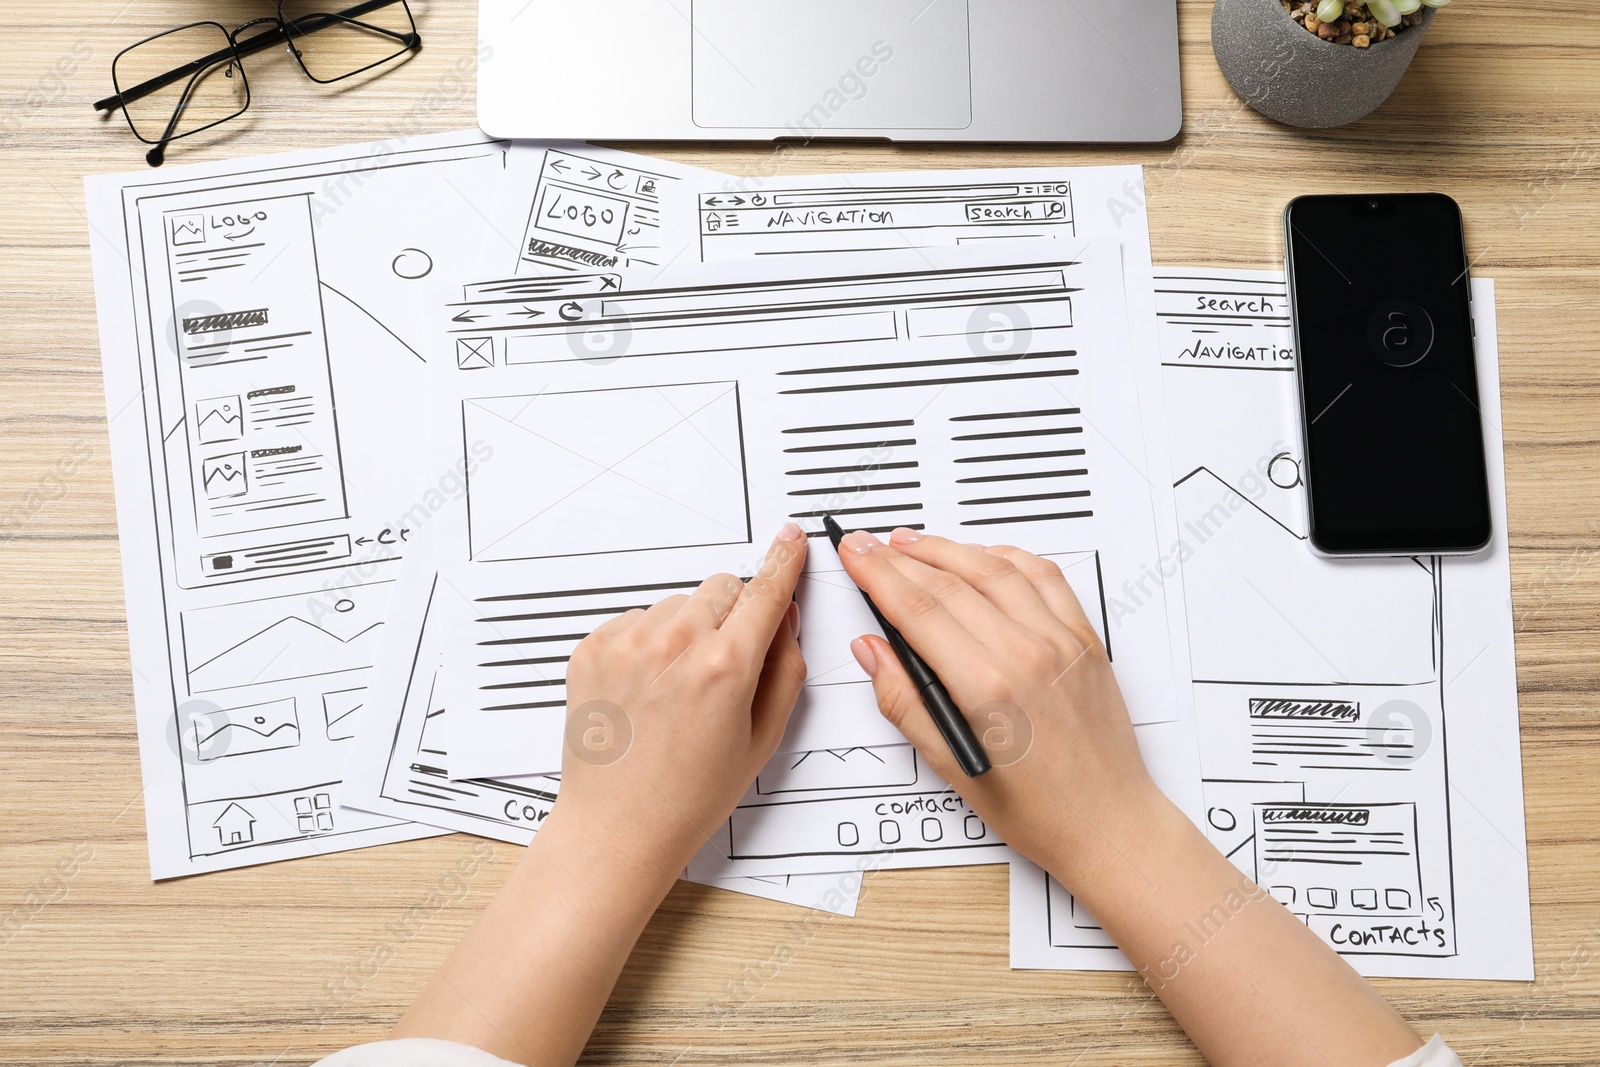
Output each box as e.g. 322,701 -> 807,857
2,2 -> 1598,1064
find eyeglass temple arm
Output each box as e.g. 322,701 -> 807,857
145,64 -> 220,166
92,0 -> 416,113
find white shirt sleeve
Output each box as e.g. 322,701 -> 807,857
310,1038 -> 524,1067
311,1031 -> 1462,1067
1387,1034 -> 1464,1067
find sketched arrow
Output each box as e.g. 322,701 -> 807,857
511,305 -> 545,319
582,166 -> 602,181
558,301 -> 585,321
355,536 -> 373,546
704,196 -> 721,207
607,168 -> 626,188
548,158 -> 568,174
728,196 -> 745,206
451,310 -> 488,323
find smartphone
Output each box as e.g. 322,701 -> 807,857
1283,193 -> 1491,556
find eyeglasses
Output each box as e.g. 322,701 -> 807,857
93,0 -> 420,167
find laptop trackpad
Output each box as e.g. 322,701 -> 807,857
692,0 -> 972,132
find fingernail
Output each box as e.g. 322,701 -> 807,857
889,527 -> 922,545
776,521 -> 803,542
851,637 -> 878,677
841,530 -> 880,555
786,600 -> 800,633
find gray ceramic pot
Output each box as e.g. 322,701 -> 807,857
1212,0 -> 1435,127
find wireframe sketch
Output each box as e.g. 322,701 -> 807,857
1015,271 -> 1531,978
90,132 -> 522,875
515,148 -> 681,273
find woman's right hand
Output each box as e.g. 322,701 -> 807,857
837,526 -> 1173,884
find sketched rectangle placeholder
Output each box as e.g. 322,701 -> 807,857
907,297 -> 1074,340
504,310 -> 896,366
463,382 -> 751,561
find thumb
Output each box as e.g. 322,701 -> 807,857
852,635 -> 962,781
751,601 -> 807,755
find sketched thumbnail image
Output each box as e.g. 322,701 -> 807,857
202,453 -> 248,499
191,697 -> 300,761
1175,467 -> 1436,685
462,382 -> 751,561
756,746 -> 917,794
169,213 -> 205,246
322,687 -> 366,741
182,582 -> 391,693
196,395 -> 244,445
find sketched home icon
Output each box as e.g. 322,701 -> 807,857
213,802 -> 256,846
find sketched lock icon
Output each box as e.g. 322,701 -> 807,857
966,304 -> 1032,364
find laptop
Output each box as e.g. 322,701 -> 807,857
477,0 -> 1182,143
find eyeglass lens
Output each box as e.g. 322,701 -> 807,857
113,22 -> 248,145
278,1 -> 417,84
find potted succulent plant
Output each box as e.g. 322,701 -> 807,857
1212,0 -> 1448,128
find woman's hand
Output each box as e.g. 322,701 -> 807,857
552,523 -> 809,884
837,526 -> 1167,884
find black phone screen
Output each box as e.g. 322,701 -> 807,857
1285,193 -> 1491,555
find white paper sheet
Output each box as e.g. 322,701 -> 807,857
689,164 -> 1197,732
1009,271 -> 1532,980
86,130 -> 533,877
433,161 -> 1197,782
341,239 -> 1187,866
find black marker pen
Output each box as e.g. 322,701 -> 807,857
822,515 -> 990,778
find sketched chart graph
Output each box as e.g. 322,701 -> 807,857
1174,467 -> 1436,686
463,382 -> 751,561
181,582 -> 391,694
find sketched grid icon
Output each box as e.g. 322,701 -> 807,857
967,303 -> 1032,363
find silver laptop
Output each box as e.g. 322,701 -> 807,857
478,1 -> 1181,143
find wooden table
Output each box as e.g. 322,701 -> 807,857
2,2 -> 1597,1063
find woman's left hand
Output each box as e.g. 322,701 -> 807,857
553,523 -> 810,883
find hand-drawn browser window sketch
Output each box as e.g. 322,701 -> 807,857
1010,271 -> 1532,979
342,241 -> 1187,862
87,131 -> 526,877
505,145 -> 696,275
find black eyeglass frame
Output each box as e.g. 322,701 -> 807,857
94,0 -> 420,166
